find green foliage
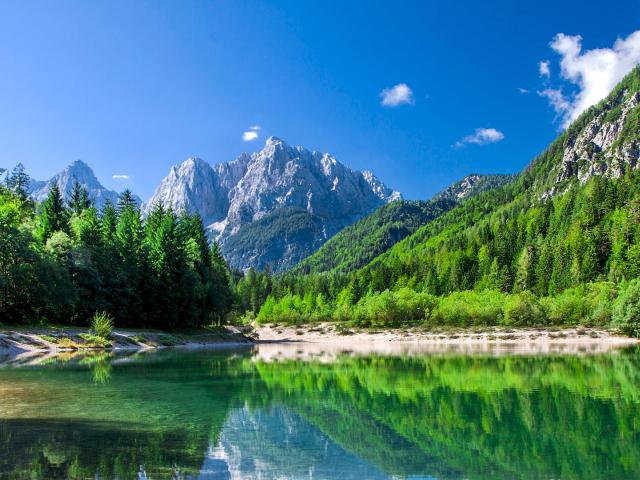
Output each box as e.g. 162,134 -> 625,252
430,290 -> 505,326
294,174 -> 515,277
39,184 -> 68,241
68,180 -> 91,214
293,199 -> 457,275
502,291 -> 544,326
612,279 -> 640,337
90,311 -> 114,338
0,170 -> 235,329
248,68 -> 640,332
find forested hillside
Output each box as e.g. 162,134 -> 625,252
252,67 -> 640,333
293,174 -> 514,275
0,167 -> 234,328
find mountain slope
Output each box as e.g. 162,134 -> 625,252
220,207 -> 327,272
292,174 -> 514,275
348,66 -> 640,297
28,160 -> 137,209
256,66 -> 640,324
146,137 -> 400,271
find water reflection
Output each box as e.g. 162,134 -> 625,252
0,344 -> 639,479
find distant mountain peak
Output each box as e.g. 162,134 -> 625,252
28,160 -> 139,209
146,138 -> 400,271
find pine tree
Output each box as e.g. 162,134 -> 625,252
117,189 -> 137,214
6,163 -> 30,201
68,180 -> 91,214
39,185 -> 68,241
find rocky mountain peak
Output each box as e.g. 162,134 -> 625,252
28,160 -> 135,210
145,137 -> 400,270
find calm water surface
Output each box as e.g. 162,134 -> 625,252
0,344 -> 639,479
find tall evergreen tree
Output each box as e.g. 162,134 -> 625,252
39,185 -> 68,241
68,180 -> 91,214
6,163 -> 30,201
117,189 -> 137,214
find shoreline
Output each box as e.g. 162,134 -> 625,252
1,323 -> 637,360
253,323 -> 639,356
0,325 -> 254,358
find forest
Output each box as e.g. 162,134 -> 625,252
0,164 -> 234,329
236,69 -> 640,335
4,69 -> 640,336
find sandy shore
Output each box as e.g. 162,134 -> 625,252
253,323 -> 639,357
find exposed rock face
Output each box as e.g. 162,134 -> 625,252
146,137 -> 400,271
206,406 -> 389,480
435,173 -> 516,202
28,160 -> 135,209
543,90 -> 640,198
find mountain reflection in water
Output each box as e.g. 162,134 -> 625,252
0,344 -> 638,479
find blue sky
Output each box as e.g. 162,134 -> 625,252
1,0 -> 640,200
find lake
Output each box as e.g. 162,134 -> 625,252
0,344 -> 639,479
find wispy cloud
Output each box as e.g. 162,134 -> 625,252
112,174 -> 130,180
380,83 -> 414,107
455,128 -> 505,148
539,31 -> 640,128
242,125 -> 261,141
539,60 -> 551,78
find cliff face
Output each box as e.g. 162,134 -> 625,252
146,137 -> 400,271
541,85 -> 640,199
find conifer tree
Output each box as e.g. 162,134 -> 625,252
6,163 -> 30,201
39,185 -> 68,241
68,180 -> 91,214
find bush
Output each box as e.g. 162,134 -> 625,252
349,288 -> 437,328
612,279 -> 640,337
502,292 -> 545,326
90,311 -> 114,339
430,290 -> 506,327
541,282 -> 617,326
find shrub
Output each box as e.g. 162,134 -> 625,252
541,282 -> 617,326
612,279 -> 640,337
90,311 -> 114,339
430,290 -> 505,327
502,292 -> 545,326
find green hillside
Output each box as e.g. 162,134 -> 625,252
254,66 -> 640,332
292,174 -> 514,276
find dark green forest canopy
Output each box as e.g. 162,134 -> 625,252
292,174 -> 515,276
0,168 -> 234,328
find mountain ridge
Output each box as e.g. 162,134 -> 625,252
146,136 -> 400,271
291,173 -> 515,275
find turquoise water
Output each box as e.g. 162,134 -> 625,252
1,345 -> 639,479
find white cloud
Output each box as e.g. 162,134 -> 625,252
518,87 -> 530,94
539,60 -> 551,78
538,88 -> 571,119
380,83 -> 414,107
455,128 -> 505,148
112,174 -> 130,180
540,30 -> 640,127
242,125 -> 261,141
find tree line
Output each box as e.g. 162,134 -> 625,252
0,164 -> 234,329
